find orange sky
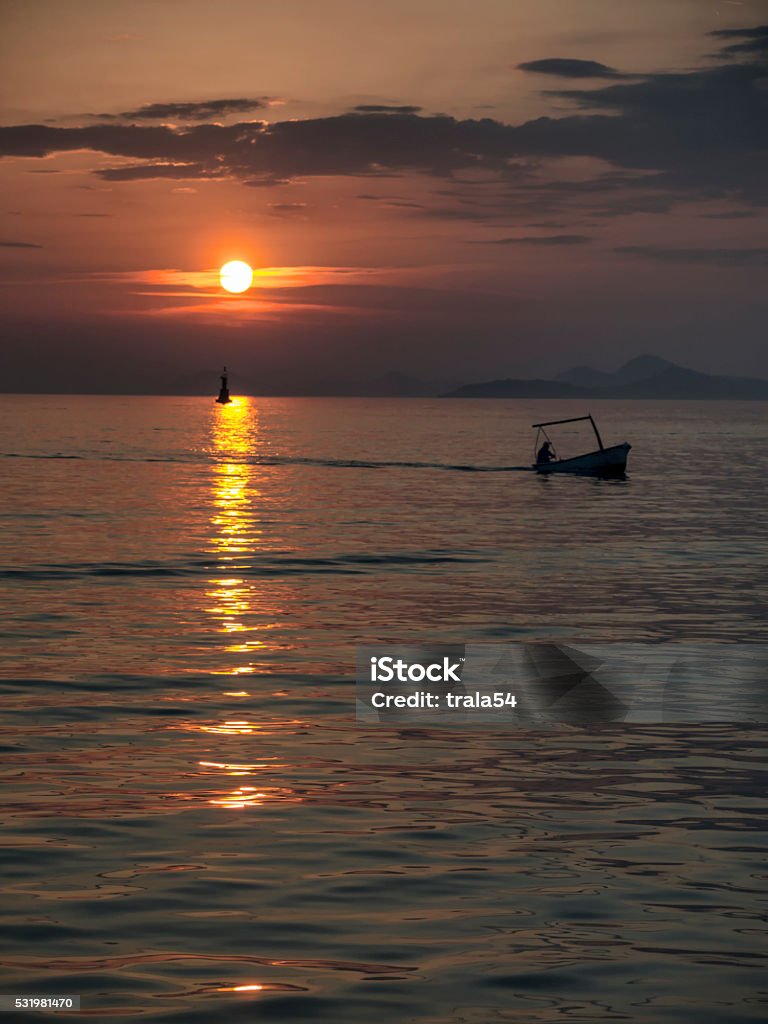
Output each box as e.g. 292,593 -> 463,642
1,0 -> 767,391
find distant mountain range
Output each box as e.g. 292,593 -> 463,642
444,355 -> 768,400
156,356 -> 768,398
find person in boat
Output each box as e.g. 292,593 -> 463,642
536,440 -> 555,465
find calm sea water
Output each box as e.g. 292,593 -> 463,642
1,395 -> 766,1023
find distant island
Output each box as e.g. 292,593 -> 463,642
443,355 -> 768,401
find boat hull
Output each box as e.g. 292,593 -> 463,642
534,442 -> 631,477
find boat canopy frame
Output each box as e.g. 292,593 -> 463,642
532,414 -> 604,461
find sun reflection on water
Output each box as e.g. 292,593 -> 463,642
207,398 -> 278,671
192,398 -> 302,812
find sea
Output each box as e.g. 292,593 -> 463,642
0,395 -> 766,1023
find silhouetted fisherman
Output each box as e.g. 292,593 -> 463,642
536,440 -> 555,464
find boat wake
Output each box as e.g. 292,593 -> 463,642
0,549 -> 491,581
1,452 -> 533,472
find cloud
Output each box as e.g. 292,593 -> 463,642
268,202 -> 308,217
0,114 -> 521,179
0,239 -> 42,248
105,98 -> 271,121
353,104 -> 422,114
615,245 -> 768,266
711,24 -> 768,57
517,58 -> 630,79
533,55 -> 768,204
97,162 -> 216,181
355,192 -> 421,202
0,27 -> 766,215
473,234 -> 592,245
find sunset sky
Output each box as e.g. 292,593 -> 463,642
1,0 -> 767,392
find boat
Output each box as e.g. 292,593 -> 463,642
216,366 -> 231,404
532,415 -> 631,477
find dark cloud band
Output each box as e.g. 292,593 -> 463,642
101,98 -> 271,121
517,58 -> 630,79
0,26 -> 765,213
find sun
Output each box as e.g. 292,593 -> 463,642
220,260 -> 253,294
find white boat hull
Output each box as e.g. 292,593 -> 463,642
534,442 -> 631,477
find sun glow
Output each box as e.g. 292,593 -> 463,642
220,260 -> 253,293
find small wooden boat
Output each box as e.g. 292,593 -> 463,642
532,415 -> 631,477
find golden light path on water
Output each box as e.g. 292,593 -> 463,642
196,398 -> 303,815
207,397 -> 265,669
